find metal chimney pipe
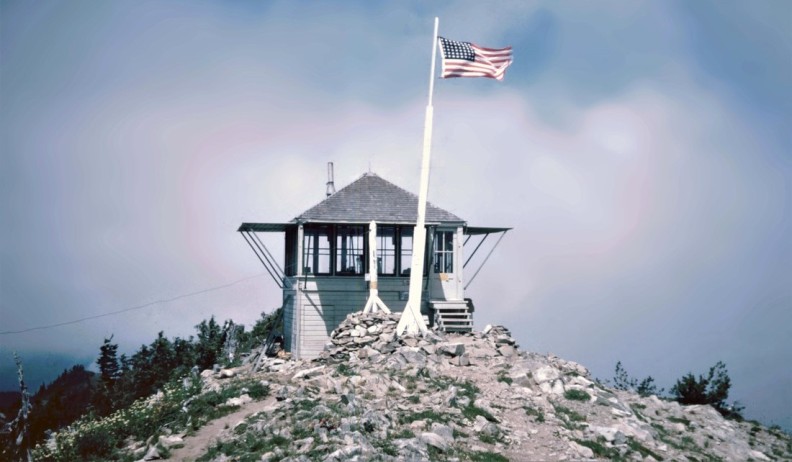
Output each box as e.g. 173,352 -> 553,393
326,162 -> 336,197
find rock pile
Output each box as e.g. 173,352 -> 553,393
59,311 -> 792,461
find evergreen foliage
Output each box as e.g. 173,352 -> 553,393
28,366 -> 95,445
612,361 -> 663,397
195,316 -> 225,370
93,337 -> 120,416
2,309 -> 283,453
96,336 -> 120,387
670,361 -> 743,419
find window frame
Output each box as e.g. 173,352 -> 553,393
302,225 -> 333,276
433,229 -> 454,274
335,225 -> 367,276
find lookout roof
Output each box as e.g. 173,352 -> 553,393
293,172 -> 464,224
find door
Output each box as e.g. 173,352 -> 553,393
430,228 -> 462,300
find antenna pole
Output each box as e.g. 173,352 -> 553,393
397,17 -> 439,336
326,162 -> 336,197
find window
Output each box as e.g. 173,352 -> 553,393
285,228 -> 297,276
400,227 -> 413,276
433,230 -> 454,273
303,226 -> 331,275
376,226 -> 397,276
336,226 -> 365,275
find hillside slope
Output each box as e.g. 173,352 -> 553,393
38,312 -> 791,461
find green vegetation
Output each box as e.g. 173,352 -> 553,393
455,379 -> 498,423
612,361 -> 663,397
611,360 -> 744,420
462,403 -> 497,423
20,307 -> 284,462
573,437 -> 619,459
524,406 -> 545,423
627,437 -> 662,460
668,416 -> 691,427
464,451 -> 510,462
553,403 -> 586,429
553,404 -> 586,422
32,377 -> 270,461
198,434 -> 289,462
401,409 -> 450,424
373,438 -> 398,456
670,361 -> 743,419
496,371 -> 513,386
564,389 -> 591,401
630,403 -> 647,422
21,308 -> 282,451
336,363 -> 356,377
392,428 -> 415,439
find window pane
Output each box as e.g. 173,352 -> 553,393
443,250 -> 453,273
377,226 -> 396,275
303,226 -> 331,275
433,231 -> 454,273
336,226 -> 365,275
444,232 -> 454,251
400,227 -> 413,276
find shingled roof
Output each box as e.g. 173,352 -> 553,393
293,173 -> 464,224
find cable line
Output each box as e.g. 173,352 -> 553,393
0,273 -> 266,335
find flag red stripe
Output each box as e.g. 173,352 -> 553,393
439,38 -> 513,81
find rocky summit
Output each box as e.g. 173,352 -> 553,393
77,312 -> 792,461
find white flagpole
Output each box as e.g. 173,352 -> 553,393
397,17 -> 439,336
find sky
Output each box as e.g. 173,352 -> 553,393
1,0 -> 790,429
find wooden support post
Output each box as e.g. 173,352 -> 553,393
363,221 -> 391,314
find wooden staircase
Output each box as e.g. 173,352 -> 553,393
431,300 -> 473,333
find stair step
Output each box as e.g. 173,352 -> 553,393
432,299 -> 474,333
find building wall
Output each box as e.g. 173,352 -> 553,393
283,276 -> 431,359
282,288 -> 298,354
282,225 -> 466,359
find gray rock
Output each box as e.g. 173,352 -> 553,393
569,441 -> 594,459
142,445 -> 161,461
534,365 -> 561,383
430,422 -> 454,442
293,365 -> 326,380
292,436 -> 314,454
498,345 -> 516,357
420,432 -> 449,451
224,393 -> 252,407
452,353 -> 471,366
440,343 -> 466,357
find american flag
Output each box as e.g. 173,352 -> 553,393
438,37 -> 513,81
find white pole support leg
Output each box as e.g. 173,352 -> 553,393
363,221 -> 390,314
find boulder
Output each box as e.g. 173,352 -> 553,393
421,432 -> 449,451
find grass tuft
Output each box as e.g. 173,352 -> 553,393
564,389 -> 591,401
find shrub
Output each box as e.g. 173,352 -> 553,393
467,451 -> 510,462
496,371 -> 513,386
33,377 -> 269,461
524,406 -> 545,423
612,361 -> 663,397
670,361 -> 743,419
564,389 -> 590,401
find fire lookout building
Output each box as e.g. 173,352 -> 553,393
238,172 -> 508,359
